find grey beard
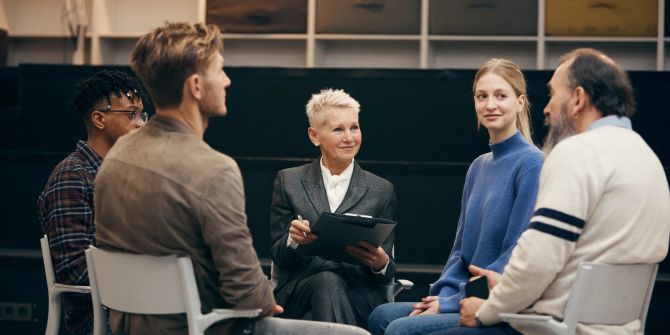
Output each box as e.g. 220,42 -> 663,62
542,117 -> 577,156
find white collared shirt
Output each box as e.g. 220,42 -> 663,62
286,158 -> 354,250
320,157 -> 354,212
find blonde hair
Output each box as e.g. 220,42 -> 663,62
130,22 -> 223,109
305,89 -> 360,128
473,58 -> 533,144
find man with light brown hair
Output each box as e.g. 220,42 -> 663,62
94,22 -> 370,335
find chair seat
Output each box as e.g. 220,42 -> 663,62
500,313 -> 553,322
499,262 -> 658,335
212,308 -> 262,318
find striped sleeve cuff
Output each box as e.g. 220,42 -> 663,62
529,208 -> 585,242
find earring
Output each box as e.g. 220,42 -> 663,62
315,143 -> 320,147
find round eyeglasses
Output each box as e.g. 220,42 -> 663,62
101,105 -> 148,124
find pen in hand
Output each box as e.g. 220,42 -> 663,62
297,214 -> 307,238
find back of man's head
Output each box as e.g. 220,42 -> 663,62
130,22 -> 223,109
69,70 -> 148,130
559,48 -> 636,118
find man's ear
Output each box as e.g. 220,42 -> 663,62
90,111 -> 105,130
184,74 -> 202,100
308,127 -> 320,147
570,86 -> 589,117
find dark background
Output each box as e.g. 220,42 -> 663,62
1,65 -> 668,333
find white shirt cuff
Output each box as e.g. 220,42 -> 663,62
286,235 -> 299,249
371,259 -> 390,275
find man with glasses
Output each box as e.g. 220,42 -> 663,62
37,70 -> 149,335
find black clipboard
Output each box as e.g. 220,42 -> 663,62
296,212 -> 396,264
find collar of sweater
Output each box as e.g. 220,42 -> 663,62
489,131 -> 527,159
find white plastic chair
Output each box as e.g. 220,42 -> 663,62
500,262 -> 658,335
385,245 -> 415,302
386,278 -> 415,303
85,246 -> 262,335
40,235 -> 91,335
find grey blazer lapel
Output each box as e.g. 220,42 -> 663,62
301,161 -> 331,214
335,163 -> 369,214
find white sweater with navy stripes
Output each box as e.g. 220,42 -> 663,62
478,124 -> 670,335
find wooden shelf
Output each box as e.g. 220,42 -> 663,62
429,35 -> 538,42
9,33 -> 78,38
315,34 -> 421,41
3,0 -> 669,70
545,36 -> 658,43
222,34 -> 308,40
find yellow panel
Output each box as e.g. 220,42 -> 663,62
546,0 -> 658,37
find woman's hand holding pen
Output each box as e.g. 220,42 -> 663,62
289,216 -> 318,245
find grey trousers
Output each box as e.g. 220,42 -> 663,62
281,270 -> 370,327
251,317 -> 371,335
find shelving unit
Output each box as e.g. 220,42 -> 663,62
0,0 -> 92,65
90,0 -> 204,64
1,0 -> 669,70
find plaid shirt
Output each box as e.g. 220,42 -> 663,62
37,140 -> 101,335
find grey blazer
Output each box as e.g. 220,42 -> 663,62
270,159 -> 397,308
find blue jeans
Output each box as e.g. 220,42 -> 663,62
425,324 -> 520,335
368,302 -> 460,335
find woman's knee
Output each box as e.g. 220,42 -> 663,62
368,303 -> 407,325
369,303 -> 407,325
385,317 -> 415,335
367,305 -> 390,335
368,303 -> 414,335
308,271 -> 347,292
367,304 -> 386,326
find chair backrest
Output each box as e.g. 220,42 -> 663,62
563,262 -> 658,332
270,262 -> 280,290
40,236 -> 57,288
41,235 -> 91,335
85,245 -> 195,315
86,246 -> 261,335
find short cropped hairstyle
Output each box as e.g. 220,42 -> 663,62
473,58 -> 534,144
68,70 -> 149,129
559,48 -> 636,117
305,89 -> 360,128
130,22 -> 223,109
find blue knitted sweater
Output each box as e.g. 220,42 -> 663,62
430,131 -> 544,313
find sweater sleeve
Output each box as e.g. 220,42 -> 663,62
488,155 -> 543,272
478,140 -> 604,325
430,212 -> 469,313
429,161 -> 477,313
